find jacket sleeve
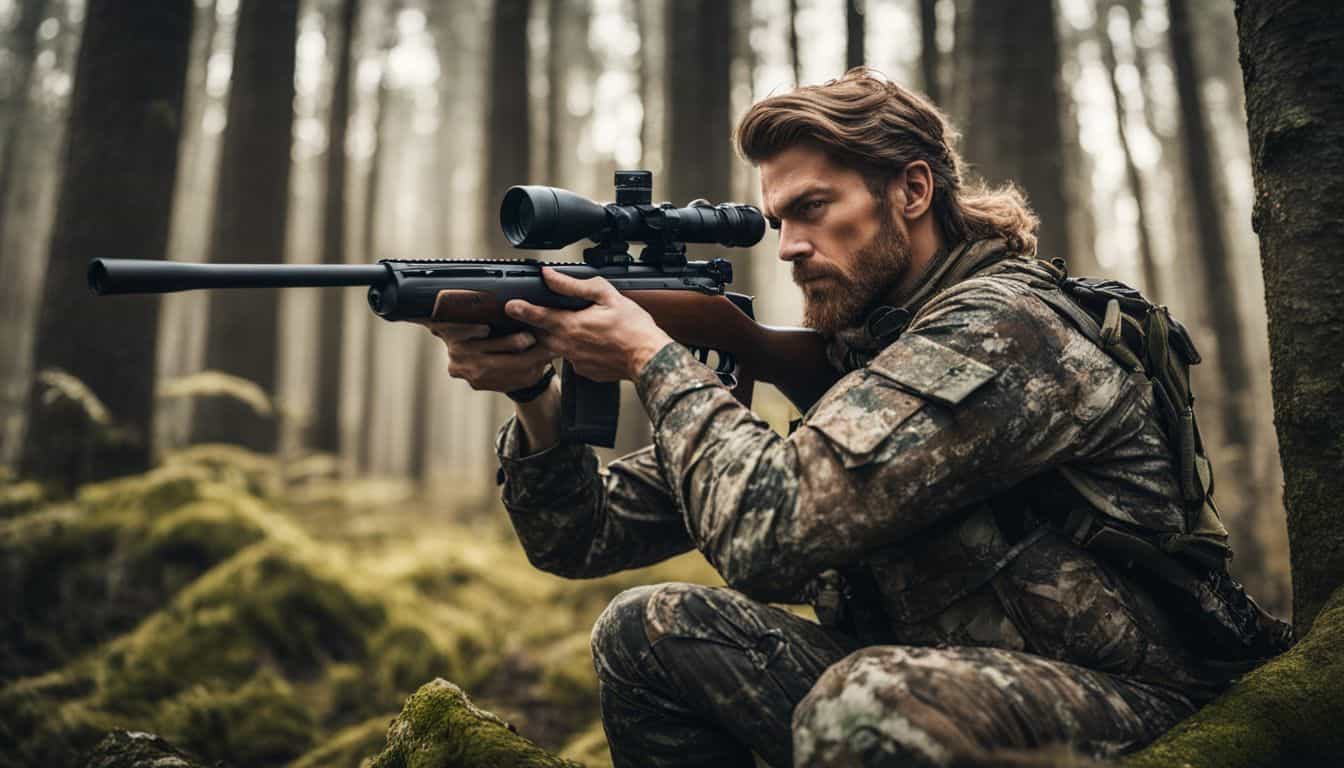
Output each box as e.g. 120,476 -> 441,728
636,278 -> 1141,601
495,415 -> 694,578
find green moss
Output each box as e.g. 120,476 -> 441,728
558,720 -> 612,768
0,480 -> 44,519
1124,585 -> 1344,768
290,715 -> 397,768
77,465 -> 208,518
156,670 -> 314,765
98,544 -> 386,707
367,678 -> 583,768
537,634 -> 598,713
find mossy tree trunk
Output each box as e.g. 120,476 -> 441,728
20,0 -> 193,486
1235,0 -> 1344,637
193,0 -> 300,452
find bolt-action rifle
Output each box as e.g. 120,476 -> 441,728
89,171 -> 838,447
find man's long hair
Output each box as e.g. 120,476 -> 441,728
734,67 -> 1039,256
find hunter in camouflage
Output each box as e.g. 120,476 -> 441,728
430,69 -> 1283,767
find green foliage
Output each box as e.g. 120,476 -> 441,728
1123,585 -> 1344,768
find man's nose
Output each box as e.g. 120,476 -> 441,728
777,224 -> 812,262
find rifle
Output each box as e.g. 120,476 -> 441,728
88,171 -> 837,447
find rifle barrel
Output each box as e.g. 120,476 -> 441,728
88,259 -> 389,295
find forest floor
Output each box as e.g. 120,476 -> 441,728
0,446 -> 721,767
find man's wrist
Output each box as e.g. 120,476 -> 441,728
629,334 -> 676,380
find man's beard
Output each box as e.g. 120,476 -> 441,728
796,215 -> 911,336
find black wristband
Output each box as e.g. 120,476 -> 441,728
506,364 -> 556,403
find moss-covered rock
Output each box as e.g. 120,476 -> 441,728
367,678 -> 583,768
82,730 -> 208,768
1123,584 -> 1344,767
0,479 -> 44,518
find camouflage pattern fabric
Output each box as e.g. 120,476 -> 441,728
495,240 -> 1243,766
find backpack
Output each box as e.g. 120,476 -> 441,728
997,258 -> 1293,663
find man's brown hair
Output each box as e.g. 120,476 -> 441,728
734,67 -> 1039,256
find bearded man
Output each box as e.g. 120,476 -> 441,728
426,69 -> 1285,767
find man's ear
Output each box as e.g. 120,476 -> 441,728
897,161 -> 934,220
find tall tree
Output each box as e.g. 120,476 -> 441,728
20,0 -> 193,484
477,0 -> 533,475
1168,0 -> 1253,449
918,0 -> 940,102
357,39 -> 394,473
1236,0 -> 1344,637
312,0 -> 360,455
963,0 -> 1073,261
665,0 -> 738,280
1099,3 -> 1161,299
192,0 -> 300,451
846,0 -> 864,71
788,0 -> 801,85
0,0 -> 47,252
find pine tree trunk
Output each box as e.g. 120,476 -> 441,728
918,0 -> 939,102
20,0 -> 193,485
0,0 -> 47,253
963,0 -> 1073,262
788,0 -> 801,85
1235,0 -> 1344,637
193,0 -> 299,451
665,0 -> 737,278
1168,0 -> 1254,450
312,0 -> 360,456
358,56 -> 392,473
1099,3 -> 1161,300
846,0 -> 864,71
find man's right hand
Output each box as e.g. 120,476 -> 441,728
422,322 -> 555,393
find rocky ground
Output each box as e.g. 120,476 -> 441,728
0,447 -> 719,767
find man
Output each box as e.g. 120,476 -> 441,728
427,70 -> 1281,767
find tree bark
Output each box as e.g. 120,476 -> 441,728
193,0 -> 300,451
312,0 -> 360,456
1235,0 -> 1344,637
846,0 -> 864,71
20,0 -> 193,485
358,47 -> 393,473
963,0 -> 1073,262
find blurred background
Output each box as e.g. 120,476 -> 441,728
0,0 -> 1291,765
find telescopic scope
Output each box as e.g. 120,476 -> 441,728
499,171 -> 765,251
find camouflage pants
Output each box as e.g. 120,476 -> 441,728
591,583 -> 1195,768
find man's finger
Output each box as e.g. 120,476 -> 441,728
471,331 -> 537,353
542,267 -> 614,303
505,299 -> 565,331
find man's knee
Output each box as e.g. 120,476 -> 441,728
591,582 -> 717,683
793,647 -> 953,768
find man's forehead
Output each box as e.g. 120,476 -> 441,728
759,146 -> 848,214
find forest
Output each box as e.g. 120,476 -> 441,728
0,0 -> 1340,766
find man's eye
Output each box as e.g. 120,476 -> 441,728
803,200 -> 825,213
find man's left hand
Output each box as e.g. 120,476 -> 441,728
504,267 -> 674,383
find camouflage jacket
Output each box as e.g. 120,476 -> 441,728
496,239 -> 1238,702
